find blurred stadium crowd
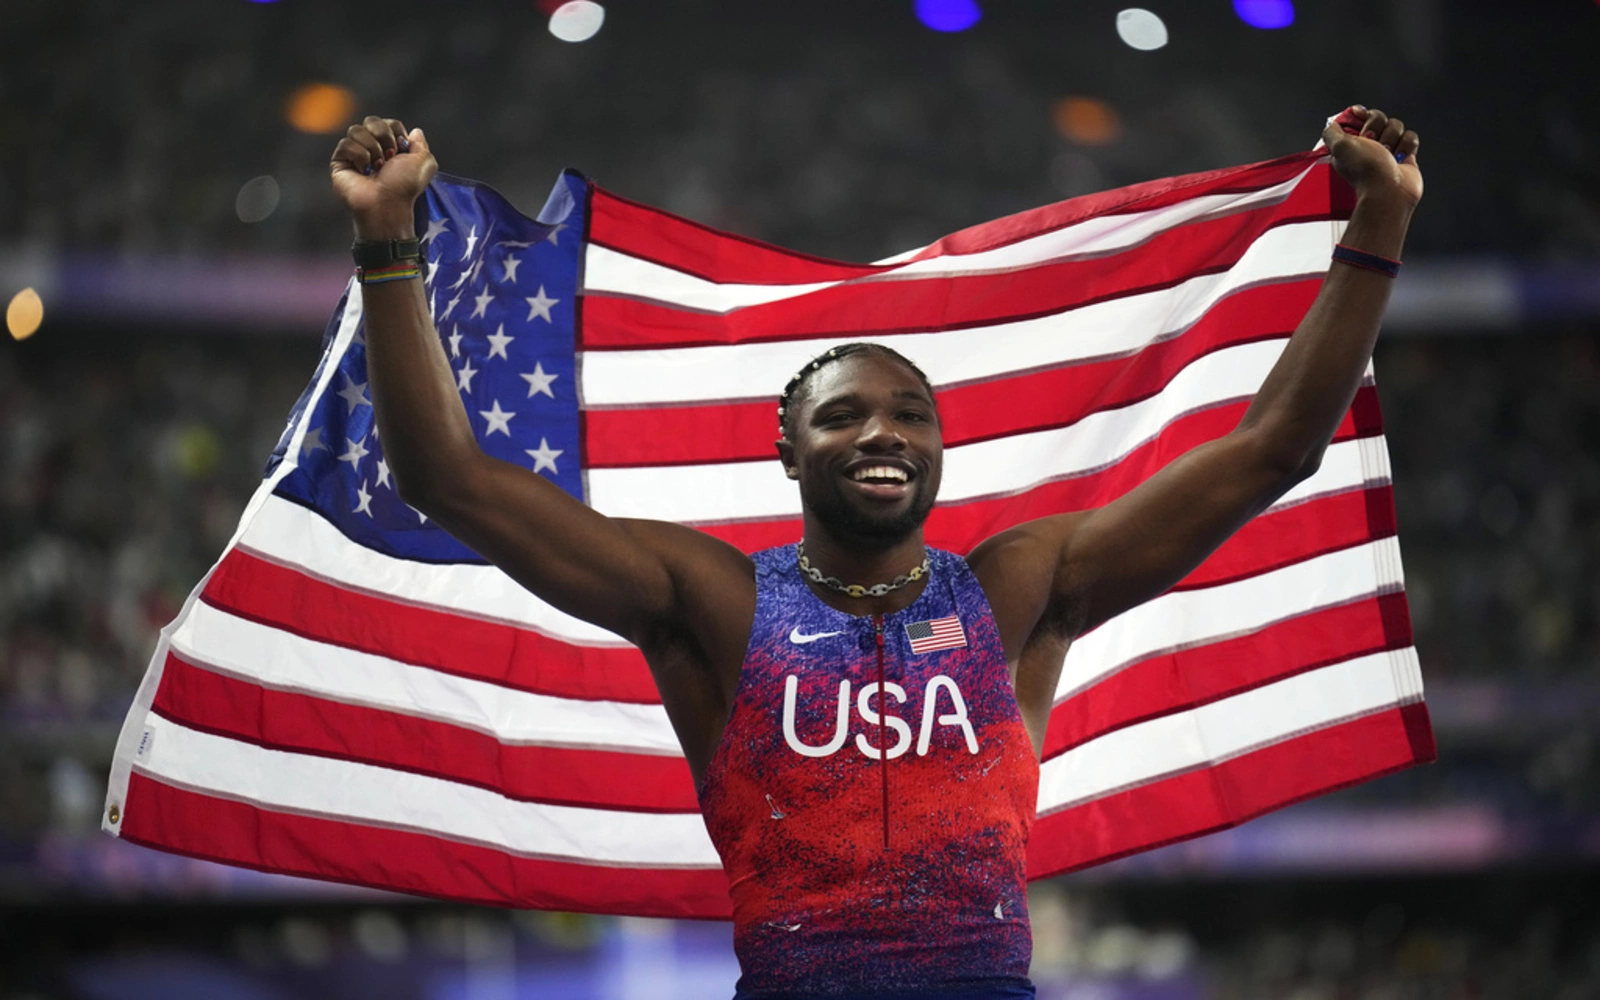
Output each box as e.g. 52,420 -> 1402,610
3,1 -> 1598,998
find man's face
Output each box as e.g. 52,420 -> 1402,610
780,353 -> 943,543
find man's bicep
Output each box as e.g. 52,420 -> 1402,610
1059,433 -> 1288,635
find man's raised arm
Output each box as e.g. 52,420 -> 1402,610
328,117 -> 753,653
980,107 -> 1423,654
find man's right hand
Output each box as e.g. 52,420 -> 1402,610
329,116 -> 437,240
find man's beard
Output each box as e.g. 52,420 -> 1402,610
806,478 -> 937,544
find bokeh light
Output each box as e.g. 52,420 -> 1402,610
548,1 -> 605,42
1233,0 -> 1295,30
285,82 -> 356,134
7,288 -> 43,340
1116,8 -> 1169,51
915,0 -> 982,33
1052,97 -> 1121,146
235,175 -> 281,223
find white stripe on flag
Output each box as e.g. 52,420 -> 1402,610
585,340 -> 1349,522
234,434 -> 1383,648
580,164 -> 1320,308
170,602 -> 680,754
238,496 -> 629,647
133,714 -> 721,868
1061,536 -> 1406,702
1038,647 -> 1421,814
578,220 -> 1343,408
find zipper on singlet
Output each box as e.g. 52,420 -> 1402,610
874,613 -> 889,851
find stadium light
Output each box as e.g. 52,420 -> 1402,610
915,0 -> 982,33
285,83 -> 356,135
7,288 -> 43,341
1052,97 -> 1121,146
549,1 -> 605,42
1233,0 -> 1295,30
1116,9 -> 1169,51
236,176 -> 281,224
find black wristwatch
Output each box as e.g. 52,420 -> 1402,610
351,237 -> 423,269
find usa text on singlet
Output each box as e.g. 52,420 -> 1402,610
698,545 -> 1039,996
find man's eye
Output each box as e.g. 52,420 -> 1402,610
821,412 -> 856,425
898,411 -> 928,423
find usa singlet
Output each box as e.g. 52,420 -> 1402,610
698,544 -> 1040,998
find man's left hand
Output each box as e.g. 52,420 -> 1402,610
1322,106 -> 1422,207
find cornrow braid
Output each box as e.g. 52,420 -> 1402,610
776,342 -> 937,441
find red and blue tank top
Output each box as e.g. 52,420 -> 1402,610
698,544 -> 1039,998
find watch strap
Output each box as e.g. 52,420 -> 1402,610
351,237 -> 423,269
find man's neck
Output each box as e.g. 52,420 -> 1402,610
797,518 -> 929,617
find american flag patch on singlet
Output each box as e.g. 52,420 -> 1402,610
906,615 -> 967,654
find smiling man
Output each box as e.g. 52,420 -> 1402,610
330,106 -> 1421,1000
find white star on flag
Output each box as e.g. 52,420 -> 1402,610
501,255 -> 522,283
376,458 -> 391,489
338,436 -> 370,469
486,324 -> 515,360
471,289 -> 494,319
336,375 -> 370,414
448,268 -> 472,292
520,362 -> 558,398
468,257 -> 485,287
422,217 -> 450,244
545,222 -> 567,245
354,480 -> 374,516
479,400 -> 515,437
442,291 -> 463,320
461,225 -> 478,260
525,437 -> 563,473
299,426 -> 330,457
525,286 -> 558,323
447,326 -> 463,358
456,359 -> 478,393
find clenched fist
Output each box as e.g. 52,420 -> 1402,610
1322,106 -> 1422,207
329,115 -> 439,240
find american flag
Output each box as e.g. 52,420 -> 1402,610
104,148 -> 1434,917
905,615 -> 968,655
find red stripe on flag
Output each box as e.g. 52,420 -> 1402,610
202,550 -> 659,704
911,152 -> 1333,260
582,280 -> 1322,468
1043,591 -> 1413,761
1175,485 -> 1395,591
151,652 -> 700,813
1026,701 -> 1434,879
688,388 -> 1384,555
581,180 -> 1339,351
118,772 -> 733,918
589,189 -> 887,286
585,153 -> 1329,288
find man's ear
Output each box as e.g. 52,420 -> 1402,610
775,438 -> 798,480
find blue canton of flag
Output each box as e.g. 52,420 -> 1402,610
266,172 -> 587,563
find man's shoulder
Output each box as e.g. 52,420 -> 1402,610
966,513 -> 1092,649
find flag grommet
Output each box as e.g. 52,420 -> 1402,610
108,803 -> 120,824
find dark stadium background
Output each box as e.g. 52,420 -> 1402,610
3,1 -> 1598,997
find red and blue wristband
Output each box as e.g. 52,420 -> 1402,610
1332,243 -> 1401,278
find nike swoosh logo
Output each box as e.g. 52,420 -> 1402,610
789,626 -> 844,644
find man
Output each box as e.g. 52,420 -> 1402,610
330,107 -> 1420,999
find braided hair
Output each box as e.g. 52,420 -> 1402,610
776,342 -> 937,442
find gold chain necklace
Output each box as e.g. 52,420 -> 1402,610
796,540 -> 929,599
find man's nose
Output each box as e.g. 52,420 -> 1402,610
856,413 -> 906,450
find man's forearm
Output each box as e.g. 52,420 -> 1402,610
1237,189 -> 1414,476
359,271 -> 484,507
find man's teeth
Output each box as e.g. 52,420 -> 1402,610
851,466 -> 909,482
